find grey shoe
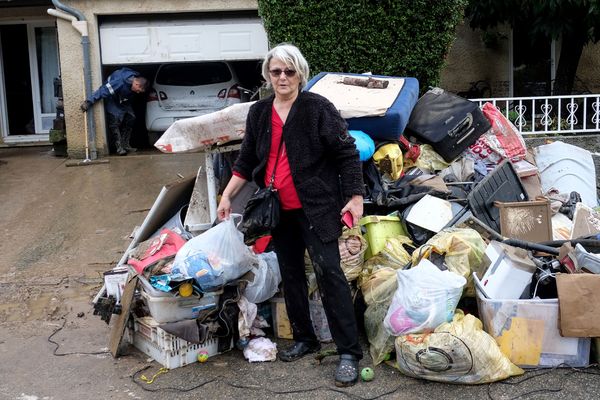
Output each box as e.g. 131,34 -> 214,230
335,354 -> 359,387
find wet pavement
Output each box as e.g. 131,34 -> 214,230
0,146 -> 599,400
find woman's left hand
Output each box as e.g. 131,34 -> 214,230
341,195 -> 364,227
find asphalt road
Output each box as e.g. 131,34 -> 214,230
1,146 -> 599,400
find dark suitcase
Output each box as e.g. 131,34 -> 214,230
404,88 -> 491,162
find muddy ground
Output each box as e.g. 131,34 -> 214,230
1,146 -> 599,400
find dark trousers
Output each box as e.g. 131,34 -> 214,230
107,112 -> 135,152
271,209 -> 362,359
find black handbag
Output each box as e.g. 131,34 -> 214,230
239,137 -> 284,245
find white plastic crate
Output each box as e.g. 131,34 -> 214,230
141,289 -> 219,324
131,316 -> 231,369
476,289 -> 590,368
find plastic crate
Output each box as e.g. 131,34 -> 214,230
359,215 -> 408,259
476,289 -> 590,368
141,290 -> 219,323
131,316 -> 231,369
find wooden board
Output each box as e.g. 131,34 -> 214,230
109,275 -> 138,357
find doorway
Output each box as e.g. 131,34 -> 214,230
512,24 -> 553,97
0,21 -> 60,142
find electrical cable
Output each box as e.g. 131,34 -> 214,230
48,315 -> 109,356
130,364 -> 408,400
131,366 -> 218,392
487,363 -> 600,400
129,355 -> 600,398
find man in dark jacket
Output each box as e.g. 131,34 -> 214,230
81,67 -> 148,155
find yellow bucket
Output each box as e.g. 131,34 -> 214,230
372,143 -> 403,180
359,215 -> 408,259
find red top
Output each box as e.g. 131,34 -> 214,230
265,107 -> 302,210
233,107 -> 302,210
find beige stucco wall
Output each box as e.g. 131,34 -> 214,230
440,21 -> 511,97
57,0 -> 258,158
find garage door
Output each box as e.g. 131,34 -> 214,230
99,17 -> 269,64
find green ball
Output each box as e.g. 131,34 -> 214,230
361,367 -> 375,382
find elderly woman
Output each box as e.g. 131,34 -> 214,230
217,43 -> 364,386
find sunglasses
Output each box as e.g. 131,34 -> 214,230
269,68 -> 297,78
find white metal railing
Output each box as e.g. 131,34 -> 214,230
472,94 -> 600,136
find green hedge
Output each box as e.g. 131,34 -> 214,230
258,0 -> 467,91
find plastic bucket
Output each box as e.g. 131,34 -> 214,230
153,205 -> 192,240
359,215 -> 408,259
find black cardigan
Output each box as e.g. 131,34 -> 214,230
233,91 -> 365,243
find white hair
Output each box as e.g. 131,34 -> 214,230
261,43 -> 310,89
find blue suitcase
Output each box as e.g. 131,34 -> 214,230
304,72 -> 419,141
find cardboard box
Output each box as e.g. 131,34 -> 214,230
270,297 -> 332,342
476,289 -> 590,368
557,273 -> 600,337
270,297 -> 293,340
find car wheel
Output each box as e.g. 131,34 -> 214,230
147,131 -> 163,146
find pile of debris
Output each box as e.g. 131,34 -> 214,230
96,72 -> 600,384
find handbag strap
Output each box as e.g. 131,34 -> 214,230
268,135 -> 285,187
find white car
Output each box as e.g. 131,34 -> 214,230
145,61 -> 242,141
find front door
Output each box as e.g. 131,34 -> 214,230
512,24 -> 554,97
0,21 -> 60,143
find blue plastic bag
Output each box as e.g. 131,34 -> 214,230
172,216 -> 257,291
349,130 -> 376,161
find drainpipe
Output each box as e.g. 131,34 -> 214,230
48,0 -> 97,160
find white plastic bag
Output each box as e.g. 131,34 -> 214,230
172,216 -> 257,291
384,259 -> 466,336
244,252 -> 281,304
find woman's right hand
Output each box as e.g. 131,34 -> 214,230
217,195 -> 232,221
217,175 -> 248,220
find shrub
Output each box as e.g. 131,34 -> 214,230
257,0 -> 468,91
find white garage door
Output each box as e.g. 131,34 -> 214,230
100,17 -> 269,64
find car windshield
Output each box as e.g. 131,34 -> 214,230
156,62 -> 232,86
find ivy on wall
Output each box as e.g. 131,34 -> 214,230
257,0 -> 468,91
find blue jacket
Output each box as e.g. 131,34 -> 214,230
87,67 -> 140,119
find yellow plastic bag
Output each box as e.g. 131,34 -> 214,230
412,228 -> 486,297
395,310 -> 524,384
359,267 -> 397,307
339,226 -> 368,282
404,144 -> 449,172
362,268 -> 398,365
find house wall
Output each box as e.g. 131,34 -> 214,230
57,0 -> 258,158
440,21 -> 511,98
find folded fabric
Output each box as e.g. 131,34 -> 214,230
159,319 -> 209,344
